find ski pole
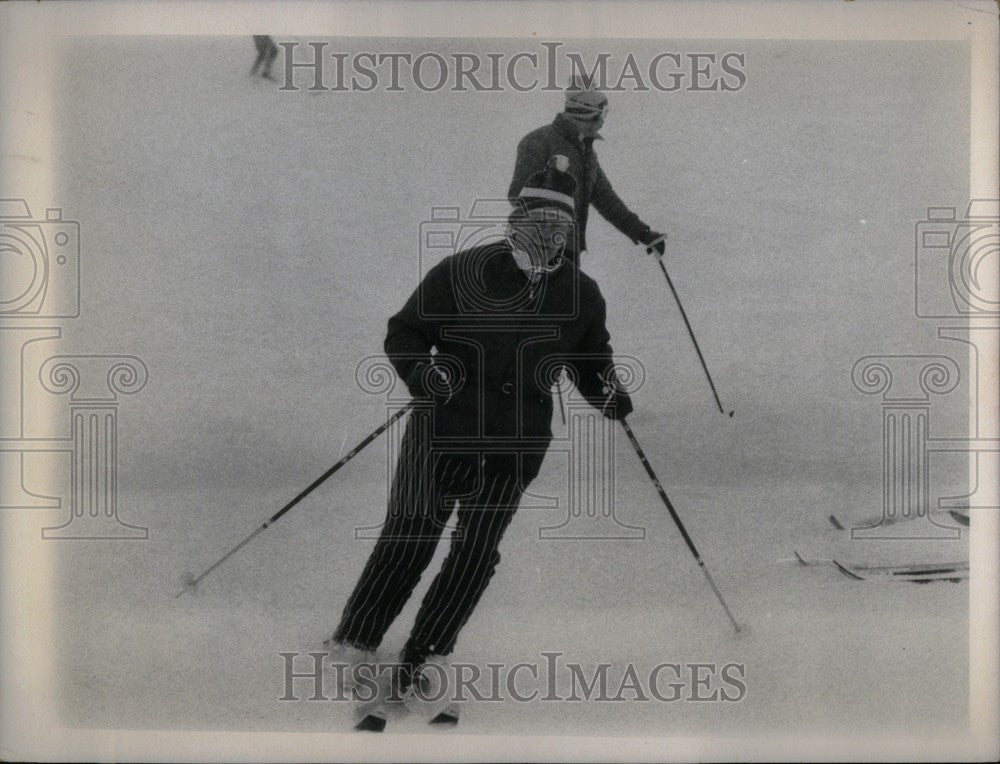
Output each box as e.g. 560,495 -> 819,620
176,402 -> 414,597
642,236 -> 733,417
555,370 -> 567,425
619,417 -> 744,635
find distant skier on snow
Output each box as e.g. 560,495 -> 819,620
508,76 -> 667,262
251,35 -> 278,81
325,157 -> 634,730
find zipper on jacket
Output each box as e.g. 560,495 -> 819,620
581,138 -> 594,200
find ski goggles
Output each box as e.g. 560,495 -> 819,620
566,98 -> 610,120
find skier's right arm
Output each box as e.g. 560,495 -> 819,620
384,260 -> 449,397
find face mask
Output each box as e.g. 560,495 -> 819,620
508,236 -> 566,277
507,216 -> 570,275
565,99 -> 609,136
510,245 -> 537,274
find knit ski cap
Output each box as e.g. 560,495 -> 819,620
514,155 -> 577,221
564,75 -> 609,117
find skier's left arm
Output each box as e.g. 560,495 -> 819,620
566,289 -> 634,421
591,162 -> 666,257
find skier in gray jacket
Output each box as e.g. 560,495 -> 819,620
508,81 -> 666,261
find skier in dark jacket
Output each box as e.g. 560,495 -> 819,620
508,80 -> 666,261
326,158 -> 633,717
251,35 -> 278,81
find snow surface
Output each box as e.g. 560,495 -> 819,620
39,36 -> 970,740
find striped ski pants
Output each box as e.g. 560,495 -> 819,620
334,412 -> 524,658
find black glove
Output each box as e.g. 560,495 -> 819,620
600,379 -> 634,421
638,227 -> 667,257
405,361 -> 454,404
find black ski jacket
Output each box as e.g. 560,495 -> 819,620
385,241 -> 619,483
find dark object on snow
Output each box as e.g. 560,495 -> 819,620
833,560 -> 864,581
949,509 -> 970,527
355,713 -> 387,733
429,706 -> 461,726
794,551 -> 969,583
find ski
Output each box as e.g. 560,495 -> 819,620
352,689 -> 391,733
354,703 -> 461,732
354,709 -> 388,733
350,667 -> 394,733
428,704 -> 461,727
792,551 -> 969,583
826,509 -> 968,533
350,680 -> 461,732
832,560 -> 865,580
838,564 -> 968,583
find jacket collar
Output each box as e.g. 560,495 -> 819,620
553,112 -> 603,144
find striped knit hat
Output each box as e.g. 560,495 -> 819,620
514,155 -> 577,220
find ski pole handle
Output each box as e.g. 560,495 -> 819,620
642,234 -> 668,258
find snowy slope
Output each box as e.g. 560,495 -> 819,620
42,36 -> 969,739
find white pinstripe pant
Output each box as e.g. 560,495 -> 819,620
334,412 -> 523,658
